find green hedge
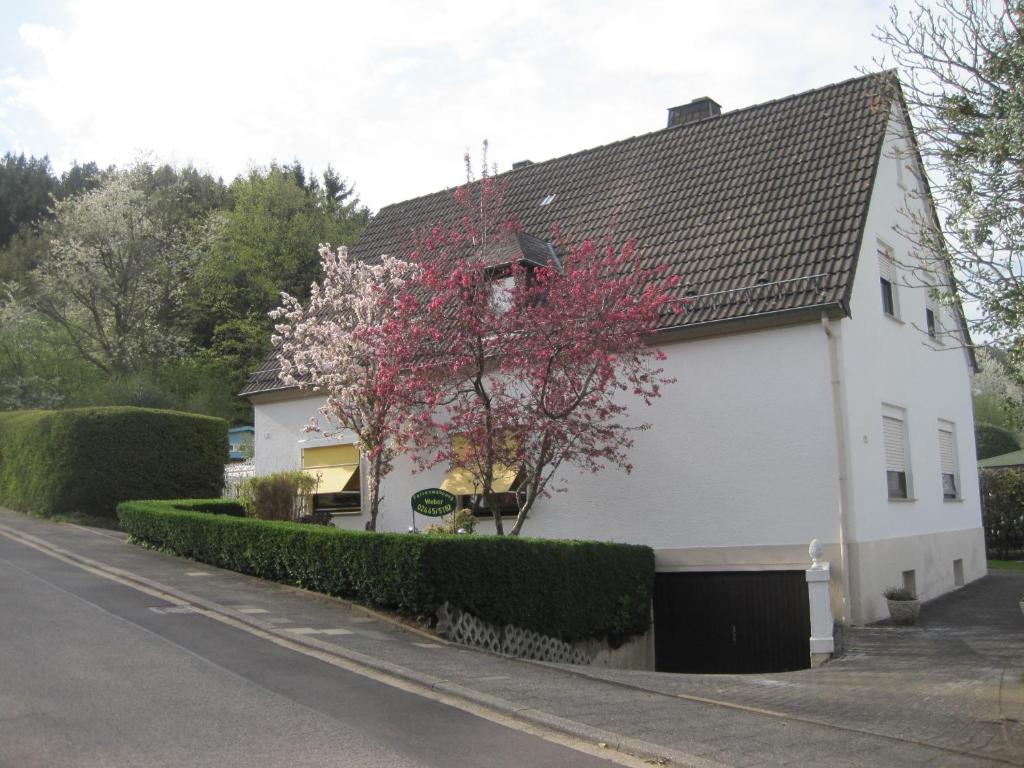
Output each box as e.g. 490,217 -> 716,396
979,468 -> 1024,559
0,407 -> 227,519
975,422 -> 1021,460
117,499 -> 654,643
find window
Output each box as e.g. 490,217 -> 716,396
938,421 -> 959,500
925,289 -> 944,343
883,407 -> 910,499
440,435 -> 522,517
301,444 -> 361,515
878,245 -> 899,318
459,492 -> 520,518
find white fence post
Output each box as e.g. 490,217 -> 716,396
806,538 -> 834,667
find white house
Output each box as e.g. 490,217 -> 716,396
242,73 -> 985,671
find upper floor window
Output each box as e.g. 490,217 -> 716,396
938,421 -> 959,500
878,244 -> 899,319
925,288 -> 944,344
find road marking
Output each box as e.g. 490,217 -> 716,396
235,607 -> 269,614
185,571 -> 212,576
148,605 -> 198,615
412,642 -> 445,648
284,627 -> 354,636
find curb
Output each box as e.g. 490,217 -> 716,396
0,520 -> 717,768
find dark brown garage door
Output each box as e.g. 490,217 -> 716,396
654,570 -> 810,673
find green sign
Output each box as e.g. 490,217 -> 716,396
411,488 -> 457,517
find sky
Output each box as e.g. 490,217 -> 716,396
0,0 -> 893,212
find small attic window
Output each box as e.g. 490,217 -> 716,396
540,193 -> 556,206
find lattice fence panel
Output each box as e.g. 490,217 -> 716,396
436,602 -> 590,665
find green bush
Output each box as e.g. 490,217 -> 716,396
979,468 -> 1024,559
166,498 -> 246,517
238,471 -> 317,521
117,499 -> 654,643
975,422 -> 1021,460
0,407 -> 227,519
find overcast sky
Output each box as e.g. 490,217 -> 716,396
0,0 -> 893,211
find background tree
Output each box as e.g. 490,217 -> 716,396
22,162 -> 199,376
189,163 -> 370,409
396,156 -> 678,535
972,345 -> 1024,429
271,245 -> 413,531
875,1 -> 1024,365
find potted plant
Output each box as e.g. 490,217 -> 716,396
883,586 -> 921,625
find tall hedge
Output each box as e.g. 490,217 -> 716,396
117,500 -> 654,643
0,407 -> 227,519
974,422 -> 1022,460
979,468 -> 1024,559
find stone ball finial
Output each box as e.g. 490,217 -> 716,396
809,538 -> 823,568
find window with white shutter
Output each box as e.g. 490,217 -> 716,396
883,410 -> 910,499
878,244 -> 899,318
938,421 -> 958,499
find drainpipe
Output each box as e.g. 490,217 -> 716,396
821,313 -> 853,625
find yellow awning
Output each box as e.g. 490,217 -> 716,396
440,465 -> 517,495
305,464 -> 359,494
301,445 -> 360,494
302,444 -> 359,469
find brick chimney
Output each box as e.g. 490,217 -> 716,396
667,97 -> 721,128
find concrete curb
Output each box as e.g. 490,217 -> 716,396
0,521 -> 719,768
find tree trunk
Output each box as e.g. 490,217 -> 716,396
366,453 -> 384,532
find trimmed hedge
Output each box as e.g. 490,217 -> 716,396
0,407 -> 227,519
117,499 -> 654,643
975,422 -> 1021,460
979,468 -> 1024,559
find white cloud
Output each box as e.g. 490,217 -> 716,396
0,0 -> 889,209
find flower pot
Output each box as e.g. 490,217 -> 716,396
886,598 -> 921,625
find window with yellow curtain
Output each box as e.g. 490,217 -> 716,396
301,444 -> 361,515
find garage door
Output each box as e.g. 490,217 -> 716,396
654,570 -> 810,673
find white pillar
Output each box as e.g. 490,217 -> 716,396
806,538 -> 834,666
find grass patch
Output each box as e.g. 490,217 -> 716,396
988,559 -> 1024,572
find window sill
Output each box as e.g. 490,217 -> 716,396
883,313 -> 904,325
943,497 -> 963,503
888,497 -> 917,503
329,511 -> 364,517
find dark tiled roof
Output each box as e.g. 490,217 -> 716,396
242,72 -> 893,397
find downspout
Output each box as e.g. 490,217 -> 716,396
821,313 -> 853,625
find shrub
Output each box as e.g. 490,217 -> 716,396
883,586 -> 916,601
975,422 -> 1021,460
424,507 -> 477,535
238,471 -> 317,520
166,498 -> 246,517
0,407 -> 227,519
117,499 -> 654,643
979,467 -> 1024,559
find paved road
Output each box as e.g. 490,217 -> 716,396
0,535 -> 618,768
2,510 -> 1020,768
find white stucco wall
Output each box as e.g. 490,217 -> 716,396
835,109 -> 985,622
253,321 -> 845,560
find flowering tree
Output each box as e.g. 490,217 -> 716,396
396,158 -> 679,535
271,245 -> 412,531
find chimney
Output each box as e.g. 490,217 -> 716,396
512,159 -> 534,170
667,97 -> 721,128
